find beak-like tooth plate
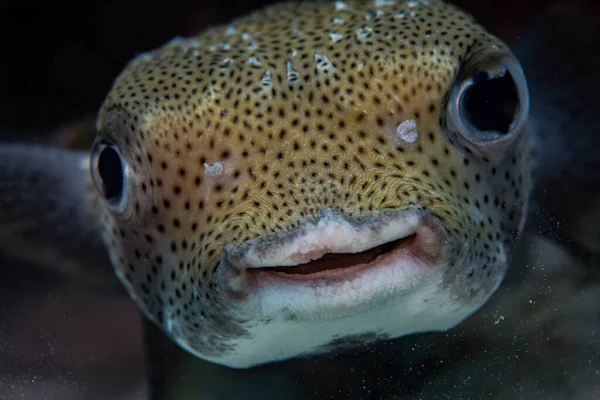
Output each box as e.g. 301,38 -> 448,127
225,209 -> 423,270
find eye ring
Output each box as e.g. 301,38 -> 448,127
90,136 -> 128,212
447,54 -> 529,156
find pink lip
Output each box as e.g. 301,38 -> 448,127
219,209 -> 447,295
258,234 -> 417,277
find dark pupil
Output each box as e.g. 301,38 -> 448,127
98,146 -> 124,201
463,71 -> 519,134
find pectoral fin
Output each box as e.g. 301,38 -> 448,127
0,143 -> 118,289
513,4 -> 600,263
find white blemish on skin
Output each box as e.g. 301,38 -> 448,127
330,32 -> 343,42
375,0 -> 395,6
396,120 -> 419,143
335,1 -> 348,10
247,42 -> 257,51
241,32 -> 252,40
291,49 -> 299,58
395,12 -> 406,18
204,162 -> 224,177
408,0 -> 420,7
218,41 -> 230,50
332,16 -> 344,24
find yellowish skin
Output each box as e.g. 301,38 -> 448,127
90,0 -> 532,368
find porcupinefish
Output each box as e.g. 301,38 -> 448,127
1,0 -> 598,369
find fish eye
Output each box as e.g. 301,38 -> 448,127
91,137 -> 127,211
448,55 -> 529,148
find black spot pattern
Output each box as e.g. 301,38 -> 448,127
94,0 -> 533,359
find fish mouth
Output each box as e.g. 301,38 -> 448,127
257,234 -> 417,276
219,208 -> 448,317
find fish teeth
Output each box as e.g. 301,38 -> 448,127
226,209 -> 425,269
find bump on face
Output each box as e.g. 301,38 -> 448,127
90,0 -> 533,365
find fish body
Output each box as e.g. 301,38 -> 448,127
3,0 -> 597,370
88,0 -> 532,368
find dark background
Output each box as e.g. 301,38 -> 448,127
1,0 -> 598,134
0,1 -> 599,399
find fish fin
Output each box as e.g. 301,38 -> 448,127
51,114 -> 98,150
0,143 -> 119,289
513,3 -> 600,263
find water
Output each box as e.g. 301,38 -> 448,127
1,1 -> 599,399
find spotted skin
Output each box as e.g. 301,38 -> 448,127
93,0 -> 532,367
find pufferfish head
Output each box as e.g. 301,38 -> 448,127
89,0 -> 532,368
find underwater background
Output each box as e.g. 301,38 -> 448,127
2,0 -> 598,133
1,0 -> 599,399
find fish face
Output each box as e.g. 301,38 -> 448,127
90,0 -> 532,368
